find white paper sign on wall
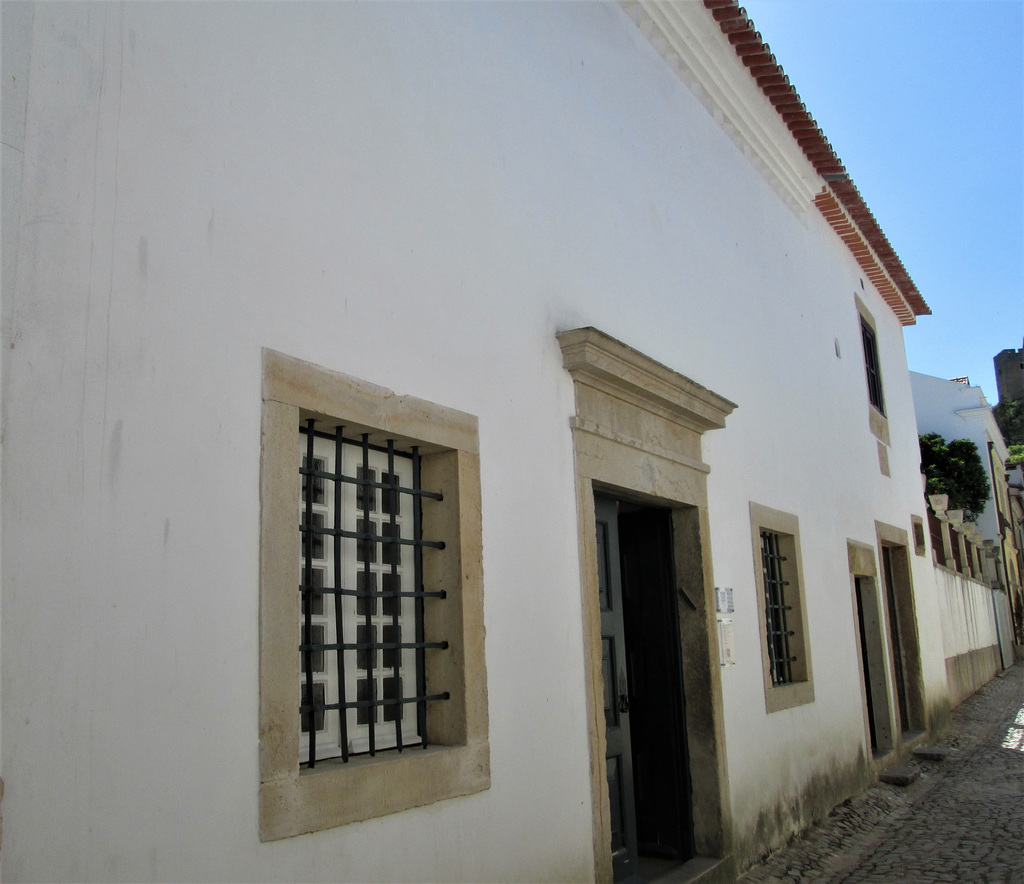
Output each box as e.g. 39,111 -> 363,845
715,586 -> 734,614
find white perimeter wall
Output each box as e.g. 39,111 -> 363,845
2,3 -> 947,880
937,569 -> 998,659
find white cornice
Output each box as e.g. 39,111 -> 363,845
620,0 -> 821,213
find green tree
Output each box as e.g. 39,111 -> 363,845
919,433 -> 991,522
993,397 -> 1024,447
1008,444 -> 1024,466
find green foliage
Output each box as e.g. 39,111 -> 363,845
919,433 -> 991,522
993,398 -> 1024,447
1008,444 -> 1024,466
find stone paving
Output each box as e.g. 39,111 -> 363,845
738,660 -> 1024,883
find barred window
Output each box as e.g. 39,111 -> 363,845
260,349 -> 489,841
299,423 -> 449,765
749,503 -> 813,713
760,530 -> 795,686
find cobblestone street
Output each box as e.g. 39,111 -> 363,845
738,661 -> 1024,883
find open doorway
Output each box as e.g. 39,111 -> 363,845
853,575 -> 894,754
596,496 -> 694,882
879,541 -> 925,735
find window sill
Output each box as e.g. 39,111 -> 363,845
868,404 -> 890,446
261,740 -> 490,841
764,680 -> 815,714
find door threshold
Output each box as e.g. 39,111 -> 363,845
644,855 -> 727,883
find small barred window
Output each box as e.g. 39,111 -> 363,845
299,420 -> 449,765
760,529 -> 796,686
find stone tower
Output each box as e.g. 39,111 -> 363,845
994,339 -> 1024,403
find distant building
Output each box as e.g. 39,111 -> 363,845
994,339 -> 1024,403
911,372 -> 1022,654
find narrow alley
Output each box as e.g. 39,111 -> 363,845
739,661 -> 1024,883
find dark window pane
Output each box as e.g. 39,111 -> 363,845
356,678 -> 373,725
357,624 -> 376,672
301,623 -> 326,674
381,522 -> 400,565
357,519 -> 376,564
382,573 -> 400,616
383,677 -> 402,722
307,568 -> 324,615
356,570 -> 378,616
383,625 -> 400,669
760,530 -> 794,686
300,682 -> 326,733
382,472 -> 400,515
356,467 -> 376,513
861,320 -> 885,413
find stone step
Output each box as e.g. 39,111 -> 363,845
880,766 -> 919,787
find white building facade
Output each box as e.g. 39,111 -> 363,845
2,2 -> 956,881
911,371 -> 1020,676
911,372 -> 1010,550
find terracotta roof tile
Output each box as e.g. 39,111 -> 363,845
702,0 -> 929,319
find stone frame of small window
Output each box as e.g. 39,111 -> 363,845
855,296 -> 890,448
259,349 -> 489,841
749,502 -> 814,713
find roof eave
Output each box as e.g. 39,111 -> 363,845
701,0 -> 930,321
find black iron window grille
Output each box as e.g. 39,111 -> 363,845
760,529 -> 796,686
299,419 -> 449,767
860,320 -> 885,414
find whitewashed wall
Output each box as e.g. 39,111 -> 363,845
937,570 -> 998,660
2,2 -> 947,879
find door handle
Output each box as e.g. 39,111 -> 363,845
619,693 -> 630,713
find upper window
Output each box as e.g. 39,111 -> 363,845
860,318 -> 885,415
750,503 -> 814,713
260,349 -> 488,841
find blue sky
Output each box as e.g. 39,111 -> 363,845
740,0 -> 1023,405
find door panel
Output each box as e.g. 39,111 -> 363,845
596,497 -> 640,883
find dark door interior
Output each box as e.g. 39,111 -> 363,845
619,507 -> 694,863
854,577 -> 878,752
596,497 -> 694,882
882,547 -> 910,732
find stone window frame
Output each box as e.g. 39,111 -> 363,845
259,349 -> 488,841
749,503 -> 814,713
911,515 -> 927,557
855,296 -> 890,447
